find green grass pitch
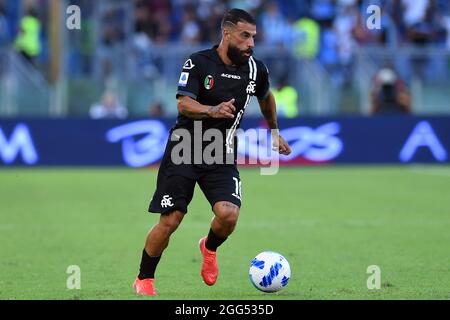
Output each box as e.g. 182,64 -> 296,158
0,166 -> 449,300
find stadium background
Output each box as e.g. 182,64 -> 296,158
1,0 -> 449,300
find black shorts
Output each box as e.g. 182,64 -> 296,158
148,151 -> 242,215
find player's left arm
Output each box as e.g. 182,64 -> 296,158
257,91 -> 291,156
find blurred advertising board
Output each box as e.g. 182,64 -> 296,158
1,117 -> 449,167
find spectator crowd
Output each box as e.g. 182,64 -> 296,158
1,0 -> 450,117
2,0 -> 450,68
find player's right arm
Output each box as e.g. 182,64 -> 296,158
177,96 -> 236,119
176,54 -> 236,119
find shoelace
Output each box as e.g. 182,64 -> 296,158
203,247 -> 216,264
204,253 -> 216,264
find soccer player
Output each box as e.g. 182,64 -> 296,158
133,8 -> 292,296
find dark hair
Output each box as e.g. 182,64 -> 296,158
221,8 -> 256,29
27,7 -> 38,18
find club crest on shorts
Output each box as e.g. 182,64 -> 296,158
161,195 -> 174,208
204,75 -> 214,90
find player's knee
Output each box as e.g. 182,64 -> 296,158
215,203 -> 240,229
159,210 -> 184,234
225,210 -> 239,228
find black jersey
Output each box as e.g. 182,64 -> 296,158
173,45 -> 270,163
149,46 -> 269,213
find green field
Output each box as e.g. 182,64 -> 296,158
0,166 -> 449,300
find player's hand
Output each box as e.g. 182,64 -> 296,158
207,99 -> 236,119
271,131 -> 291,156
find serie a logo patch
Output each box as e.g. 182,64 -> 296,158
179,72 -> 189,87
204,75 -> 214,90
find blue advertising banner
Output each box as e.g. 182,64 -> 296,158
0,116 -> 449,167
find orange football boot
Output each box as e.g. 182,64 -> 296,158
199,236 -> 219,286
133,278 -> 157,296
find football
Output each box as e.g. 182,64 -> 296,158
249,251 -> 291,293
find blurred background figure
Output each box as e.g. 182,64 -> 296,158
89,90 -> 128,119
149,101 -> 165,117
292,13 -> 320,60
272,75 -> 299,118
259,1 -> 292,48
179,5 -> 201,45
370,67 -> 411,115
0,1 -> 9,46
14,6 -> 41,66
402,0 -> 446,81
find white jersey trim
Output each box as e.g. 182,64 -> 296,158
226,57 -> 258,153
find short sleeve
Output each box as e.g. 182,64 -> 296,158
255,61 -> 270,100
176,54 -> 202,100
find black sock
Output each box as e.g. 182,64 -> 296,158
205,228 -> 228,252
138,249 -> 161,280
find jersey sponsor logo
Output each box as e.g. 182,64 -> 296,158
221,73 -> 241,80
178,72 -> 189,87
183,59 -> 195,70
246,80 -> 256,95
204,75 -> 214,90
161,195 -> 174,208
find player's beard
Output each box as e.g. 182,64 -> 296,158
227,44 -> 253,66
